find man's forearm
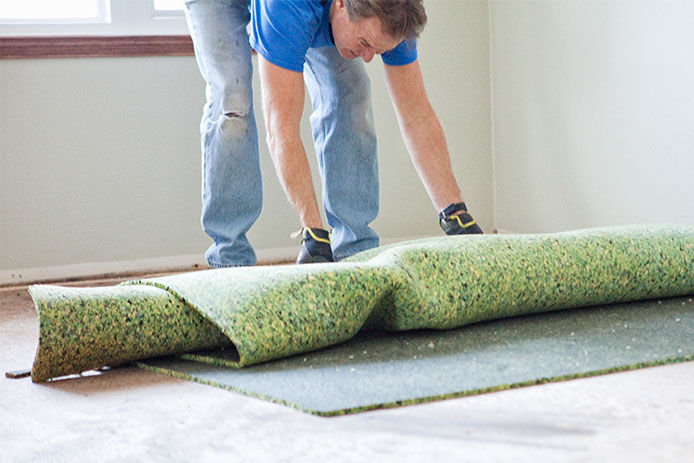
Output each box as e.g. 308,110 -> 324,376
384,60 -> 465,212
265,131 -> 323,228
400,108 -> 462,211
258,56 -> 323,229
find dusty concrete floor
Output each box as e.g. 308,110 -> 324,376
2,279 -> 693,463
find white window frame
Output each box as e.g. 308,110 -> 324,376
0,0 -> 187,36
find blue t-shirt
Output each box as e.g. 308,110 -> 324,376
250,0 -> 417,72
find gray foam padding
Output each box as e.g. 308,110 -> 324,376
139,296 -> 693,415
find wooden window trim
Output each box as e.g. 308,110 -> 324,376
0,35 -> 194,59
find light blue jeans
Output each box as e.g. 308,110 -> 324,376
184,0 -> 379,267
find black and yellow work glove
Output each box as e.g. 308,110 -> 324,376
293,227 -> 334,264
439,202 -> 484,235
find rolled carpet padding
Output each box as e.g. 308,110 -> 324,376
29,285 -> 230,382
27,224 -> 694,382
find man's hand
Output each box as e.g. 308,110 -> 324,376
384,59 -> 463,211
258,56 -> 323,229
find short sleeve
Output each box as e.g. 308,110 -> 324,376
382,39 -> 418,66
250,0 -> 323,72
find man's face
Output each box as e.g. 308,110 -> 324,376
330,0 -> 401,63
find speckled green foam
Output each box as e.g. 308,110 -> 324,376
139,296 -> 694,415
28,285 -> 229,381
27,224 -> 693,384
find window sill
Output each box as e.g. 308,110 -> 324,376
0,35 -> 193,59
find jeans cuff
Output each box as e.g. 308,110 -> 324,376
207,261 -> 254,269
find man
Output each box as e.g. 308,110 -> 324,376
184,0 -> 482,267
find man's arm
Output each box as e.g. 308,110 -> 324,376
384,59 -> 463,211
257,55 -> 323,229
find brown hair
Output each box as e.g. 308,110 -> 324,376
343,0 -> 427,40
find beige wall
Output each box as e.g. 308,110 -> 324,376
490,0 -> 694,233
0,1 -> 493,281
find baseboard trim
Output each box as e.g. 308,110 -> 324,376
493,228 -> 516,235
0,235 -> 437,288
0,247 -> 296,288
0,254 -> 209,289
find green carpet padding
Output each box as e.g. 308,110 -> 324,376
138,296 -> 694,415
27,225 -> 693,388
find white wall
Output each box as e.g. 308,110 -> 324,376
490,0 -> 694,233
0,1 -> 493,282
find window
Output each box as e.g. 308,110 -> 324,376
152,0 -> 185,16
0,0 -> 191,59
0,0 -> 187,36
0,1 -> 108,23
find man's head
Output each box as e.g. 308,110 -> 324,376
329,0 -> 427,63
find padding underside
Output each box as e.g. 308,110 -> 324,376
139,296 -> 694,415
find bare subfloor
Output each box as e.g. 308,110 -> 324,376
1,279 -> 693,463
